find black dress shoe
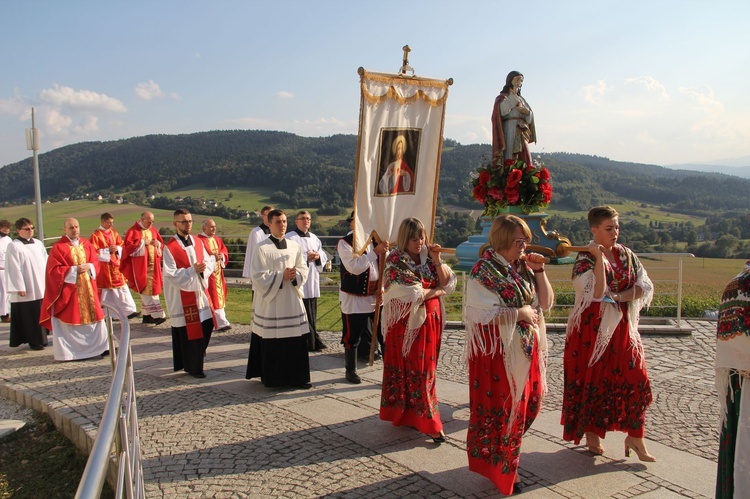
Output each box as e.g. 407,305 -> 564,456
430,432 -> 446,444
513,482 -> 524,494
127,312 -> 142,319
294,382 -> 312,389
142,315 -> 154,324
29,344 -> 45,351
217,325 -> 232,332
101,350 -> 110,357
189,372 -> 206,379
152,317 -> 166,325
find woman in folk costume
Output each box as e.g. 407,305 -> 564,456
561,206 -> 656,461
379,217 -> 456,442
715,260 -> 750,498
464,215 -> 552,495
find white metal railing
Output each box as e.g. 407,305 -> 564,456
75,304 -> 145,499
541,252 -> 695,328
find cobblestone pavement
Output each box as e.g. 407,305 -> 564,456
0,319 -> 719,498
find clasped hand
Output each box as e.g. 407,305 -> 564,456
518,305 -> 539,325
283,267 -> 296,281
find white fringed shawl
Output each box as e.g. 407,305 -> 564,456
463,250 -> 549,432
716,260 -> 750,428
381,247 -> 457,357
715,260 -> 750,494
567,244 -> 653,368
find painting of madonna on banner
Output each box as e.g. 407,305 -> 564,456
376,128 -> 421,196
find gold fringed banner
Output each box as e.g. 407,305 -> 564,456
351,68 -> 452,255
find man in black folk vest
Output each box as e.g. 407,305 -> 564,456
337,213 -> 388,383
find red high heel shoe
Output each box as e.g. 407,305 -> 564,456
624,436 -> 656,462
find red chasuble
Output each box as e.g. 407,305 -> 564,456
120,222 -> 164,295
40,236 -> 105,330
89,227 -> 127,289
165,237 -> 214,340
196,234 -> 229,309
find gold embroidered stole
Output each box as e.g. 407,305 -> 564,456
70,244 -> 98,323
206,236 -> 225,308
142,228 -> 155,295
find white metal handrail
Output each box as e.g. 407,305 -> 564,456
75,304 -> 145,499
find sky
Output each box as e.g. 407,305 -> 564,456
1,0 -> 749,170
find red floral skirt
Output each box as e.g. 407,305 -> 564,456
466,333 -> 542,495
379,297 -> 443,435
561,304 -> 652,443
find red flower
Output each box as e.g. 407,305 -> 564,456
505,184 -> 520,204
473,185 -> 486,204
538,167 -> 551,180
478,170 -> 492,186
504,159 -> 515,167
506,169 -> 522,188
488,187 -> 503,201
539,182 -> 553,203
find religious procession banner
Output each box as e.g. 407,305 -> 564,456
351,68 -> 452,254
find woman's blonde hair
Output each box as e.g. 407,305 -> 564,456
488,214 -> 531,252
396,217 -> 426,253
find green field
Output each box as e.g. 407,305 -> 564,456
0,198 -> 259,240
542,201 -> 705,226
0,187 -> 349,241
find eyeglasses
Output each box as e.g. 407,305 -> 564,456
514,238 -> 531,248
20,226 -> 34,231
176,220 -> 193,225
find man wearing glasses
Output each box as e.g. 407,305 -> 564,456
121,211 -> 166,325
40,218 -> 109,361
163,209 -> 216,379
197,218 -> 232,332
286,210 -> 328,351
5,218 -> 47,350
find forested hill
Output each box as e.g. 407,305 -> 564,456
1,130 -> 748,214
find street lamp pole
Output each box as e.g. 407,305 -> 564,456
25,107 -> 44,242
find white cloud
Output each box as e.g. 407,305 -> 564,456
135,80 -> 164,100
276,91 -> 294,99
38,84 -> 127,113
624,76 -> 670,101
678,84 -> 724,114
73,114 -> 99,134
581,79 -> 610,104
0,94 -> 26,117
44,108 -> 73,135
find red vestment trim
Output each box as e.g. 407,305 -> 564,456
165,237 -> 213,340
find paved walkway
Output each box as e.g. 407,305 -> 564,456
0,319 -> 720,498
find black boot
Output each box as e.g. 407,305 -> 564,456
344,348 -> 361,384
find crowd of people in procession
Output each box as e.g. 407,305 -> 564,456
0,204 -> 746,496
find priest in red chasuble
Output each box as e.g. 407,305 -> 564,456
40,218 -> 109,361
163,209 -> 216,379
120,211 -> 166,324
89,212 -> 138,320
197,218 -> 231,332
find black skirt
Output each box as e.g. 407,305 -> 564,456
246,332 -> 311,387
